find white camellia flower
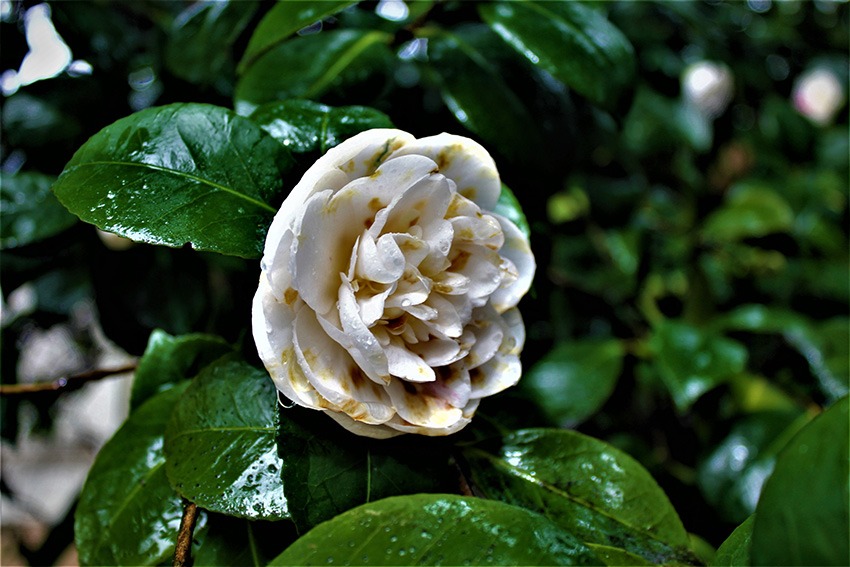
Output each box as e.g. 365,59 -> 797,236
252,129 -> 535,438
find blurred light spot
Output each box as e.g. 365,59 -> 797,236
682,61 -> 734,118
398,38 -> 428,61
17,4 -> 72,86
297,20 -> 322,36
730,444 -> 750,471
1,149 -> 27,174
792,67 -> 845,125
765,54 -> 789,81
747,0 -> 772,13
1,0 -> 13,22
67,59 -> 93,77
376,0 -> 409,22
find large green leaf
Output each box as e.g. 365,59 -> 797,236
712,515 -> 754,567
238,1 -> 357,74
268,494 -> 601,566
165,0 -> 258,90
696,410 -> 811,523
462,429 -> 694,564
650,320 -> 748,411
701,183 -> 795,243
479,1 -> 635,110
75,384 -> 190,567
164,358 -> 287,520
52,103 -> 292,258
130,329 -> 234,411
249,99 -> 393,155
234,29 -> 394,115
280,406 -> 453,532
0,172 -> 76,249
426,29 -> 544,164
522,339 -> 624,426
751,396 -> 849,566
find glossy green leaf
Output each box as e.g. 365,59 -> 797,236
164,358 -> 287,520
165,0 -> 258,89
751,396 -> 849,566
234,29 -> 394,116
280,406 -> 453,532
463,428 -> 694,564
75,384 -> 189,566
522,339 -> 624,426
479,1 -> 635,110
697,410 -> 811,523
494,184 -> 531,240
715,306 -> 849,402
130,329 -> 234,411
712,515 -> 754,567
249,99 -> 393,155
586,544 -> 652,566
52,103 -> 292,258
269,494 -> 601,566
238,1 -> 357,74
650,320 -> 748,411
426,29 -> 544,164
702,183 -> 795,243
0,172 -> 77,249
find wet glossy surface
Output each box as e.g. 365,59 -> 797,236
479,1 -> 635,110
75,383 -> 190,566
464,428 -> 695,564
164,358 -> 288,520
52,103 -> 292,258
270,494 -> 599,566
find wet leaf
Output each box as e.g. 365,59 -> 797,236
75,384 -> 189,566
249,99 -> 392,155
426,29 -> 544,165
280,406 -> 453,532
165,0 -> 258,90
0,172 -> 76,249
650,320 -> 748,411
130,329 -> 234,411
234,29 -> 394,115
696,410 -> 811,523
522,339 -> 624,426
751,396 -> 849,566
479,1 -> 635,110
52,103 -> 293,258
268,494 -> 601,566
463,428 -> 695,564
238,1 -> 357,74
164,358 -> 287,520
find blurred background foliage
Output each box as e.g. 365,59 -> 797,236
0,0 -> 847,563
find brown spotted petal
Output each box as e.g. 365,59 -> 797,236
252,129 -> 535,437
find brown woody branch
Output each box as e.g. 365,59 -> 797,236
173,501 -> 199,567
0,364 -> 137,397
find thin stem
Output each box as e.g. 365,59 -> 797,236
173,501 -> 199,567
0,364 -> 137,397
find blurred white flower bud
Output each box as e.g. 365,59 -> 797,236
682,61 -> 735,118
792,67 -> 845,125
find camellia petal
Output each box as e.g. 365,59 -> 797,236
253,129 -> 535,437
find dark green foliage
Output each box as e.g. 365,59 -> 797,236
3,0 -> 847,565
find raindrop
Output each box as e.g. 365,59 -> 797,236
401,299 -> 412,308
389,535 -> 398,543
326,557 -> 334,564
